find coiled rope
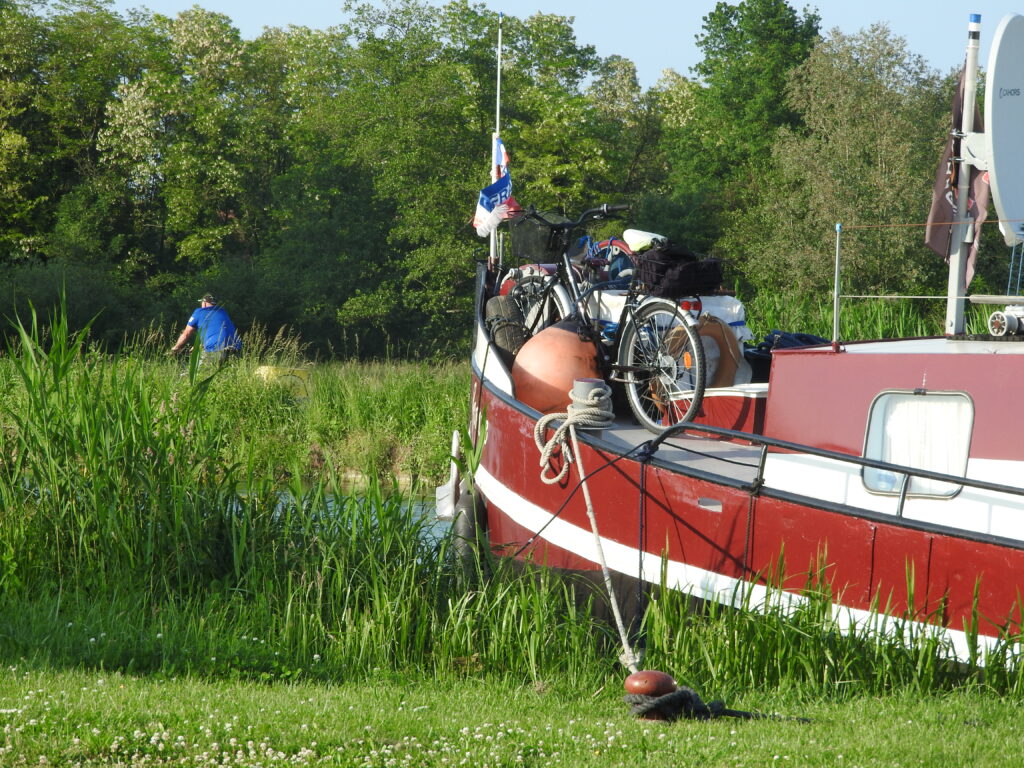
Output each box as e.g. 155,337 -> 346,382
625,686 -> 811,723
533,379 -> 641,673
533,382 -> 615,485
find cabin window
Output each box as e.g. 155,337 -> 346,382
862,391 -> 973,497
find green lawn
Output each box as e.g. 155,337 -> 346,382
2,667 -> 1022,767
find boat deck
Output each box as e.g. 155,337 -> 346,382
580,416 -> 764,486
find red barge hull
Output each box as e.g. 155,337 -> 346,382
466,270 -> 1024,662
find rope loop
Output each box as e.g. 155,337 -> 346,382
534,381 -> 614,485
624,687 -> 725,721
624,686 -> 811,723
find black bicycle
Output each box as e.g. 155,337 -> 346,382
498,205 -> 706,432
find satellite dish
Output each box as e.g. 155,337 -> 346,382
984,13 -> 1024,246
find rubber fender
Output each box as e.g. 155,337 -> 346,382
485,294 -> 527,369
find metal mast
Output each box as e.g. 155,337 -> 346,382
945,13 -> 982,336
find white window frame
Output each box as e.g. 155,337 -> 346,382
861,390 -> 973,498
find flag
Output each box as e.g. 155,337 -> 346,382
473,174 -> 514,238
472,136 -> 520,238
925,68 -> 991,285
492,137 -> 514,183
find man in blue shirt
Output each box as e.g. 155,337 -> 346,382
170,293 -> 242,361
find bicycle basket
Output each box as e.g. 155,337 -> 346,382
636,243 -> 724,298
508,211 -> 569,263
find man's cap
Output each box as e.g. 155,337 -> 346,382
198,293 -> 217,304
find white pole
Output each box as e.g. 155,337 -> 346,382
495,12 -> 502,136
488,13 -> 503,268
945,13 -> 982,336
832,222 -> 842,349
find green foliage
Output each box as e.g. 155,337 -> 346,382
657,0 -> 821,250
723,26 -> 951,298
0,306 -> 608,685
0,303 -> 234,596
692,0 -> 821,159
0,0 -> 1016,354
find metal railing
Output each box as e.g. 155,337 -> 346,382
649,423 -> 1024,521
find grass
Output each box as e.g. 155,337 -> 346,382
746,290 -> 994,342
2,667 -> 1023,766
0,304 -> 611,689
2,301 -> 1024,765
0,312 -> 469,491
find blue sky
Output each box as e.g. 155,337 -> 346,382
109,0 -> 1024,87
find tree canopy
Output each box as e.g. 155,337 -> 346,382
0,0 -> 994,354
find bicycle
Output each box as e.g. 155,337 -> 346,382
499,218 -> 595,335
500,205 -> 707,433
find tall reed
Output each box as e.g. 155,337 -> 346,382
0,307 -> 609,686
746,291 -> 993,341
638,559 -> 1023,698
0,306 -> 236,597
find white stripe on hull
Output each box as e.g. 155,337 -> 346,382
476,460 -> 1015,664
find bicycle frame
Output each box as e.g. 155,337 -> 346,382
499,203 -> 707,431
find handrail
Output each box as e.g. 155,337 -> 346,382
649,422 -> 1024,513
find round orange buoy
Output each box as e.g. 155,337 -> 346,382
624,669 -> 677,697
511,321 -> 600,414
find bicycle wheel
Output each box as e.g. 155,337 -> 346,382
617,298 -> 705,433
509,275 -> 573,335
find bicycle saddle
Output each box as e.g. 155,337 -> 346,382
622,229 -> 667,254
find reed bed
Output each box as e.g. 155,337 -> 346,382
0,307 -> 608,688
1,302 -> 1021,705
746,290 -> 993,341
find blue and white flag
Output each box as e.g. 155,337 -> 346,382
473,174 -> 513,238
493,136 -> 511,179
472,136 -> 520,237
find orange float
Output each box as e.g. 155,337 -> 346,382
511,320 -> 600,414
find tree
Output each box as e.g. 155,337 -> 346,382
281,0 -> 611,351
584,56 -> 664,198
0,0 -> 669,354
659,0 -> 820,250
99,6 -> 281,296
720,25 -> 951,299
691,0 -> 820,163
40,1 -> 156,267
0,1 -> 48,260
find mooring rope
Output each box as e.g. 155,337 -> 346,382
624,686 -> 810,723
533,380 -> 641,673
533,382 -> 614,485
569,424 -> 642,674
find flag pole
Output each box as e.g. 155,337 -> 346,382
495,12 -> 502,136
945,13 -> 982,336
488,13 -> 503,269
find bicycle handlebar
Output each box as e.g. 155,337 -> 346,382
522,203 -> 629,230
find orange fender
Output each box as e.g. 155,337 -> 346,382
511,320 -> 600,414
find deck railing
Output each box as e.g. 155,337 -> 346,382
650,423 -> 1024,521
